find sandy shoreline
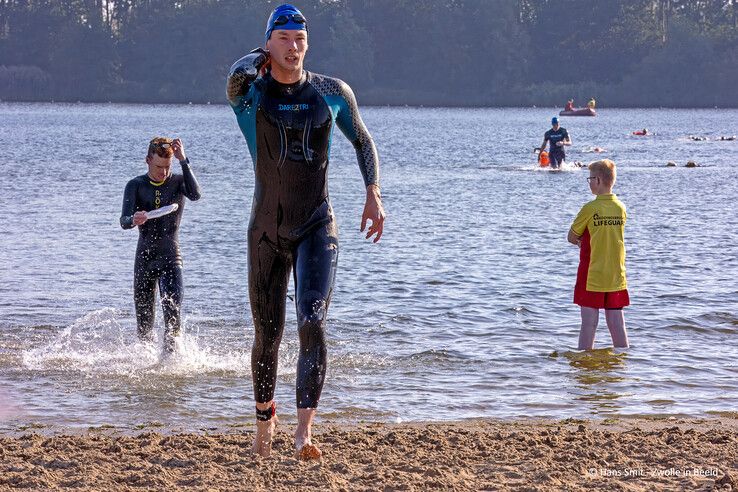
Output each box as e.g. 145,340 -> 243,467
1,417 -> 737,491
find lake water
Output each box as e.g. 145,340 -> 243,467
0,102 -> 736,432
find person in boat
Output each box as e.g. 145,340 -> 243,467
565,99 -> 574,112
587,98 -> 596,109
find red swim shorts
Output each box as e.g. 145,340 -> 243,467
574,283 -> 630,309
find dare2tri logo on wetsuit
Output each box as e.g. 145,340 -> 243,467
278,103 -> 310,111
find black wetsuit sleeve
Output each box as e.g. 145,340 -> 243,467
226,48 -> 269,111
120,179 -> 137,229
334,82 -> 380,187
180,159 -> 202,201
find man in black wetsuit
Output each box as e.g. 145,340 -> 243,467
226,3 -> 385,460
120,138 -> 201,353
538,117 -> 572,169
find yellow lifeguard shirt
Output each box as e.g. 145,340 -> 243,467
571,194 -> 627,292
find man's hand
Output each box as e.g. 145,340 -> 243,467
133,211 -> 148,226
361,185 -> 385,243
172,138 -> 186,162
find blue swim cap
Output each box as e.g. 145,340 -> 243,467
265,4 -> 307,44
551,117 -> 559,125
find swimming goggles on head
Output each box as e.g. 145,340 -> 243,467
150,141 -> 173,149
273,13 -> 306,27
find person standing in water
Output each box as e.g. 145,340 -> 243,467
226,4 -> 385,459
120,138 -> 201,353
538,117 -> 571,169
568,159 -> 629,350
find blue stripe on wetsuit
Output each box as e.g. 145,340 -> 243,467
233,85 -> 261,166
322,94 -> 355,158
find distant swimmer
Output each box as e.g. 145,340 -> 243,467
690,135 -> 708,141
719,136 -> 736,141
120,138 -> 201,353
583,147 -> 606,153
568,159 -> 629,350
226,4 -> 385,460
537,117 -> 571,169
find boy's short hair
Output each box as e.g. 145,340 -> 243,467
147,137 -> 174,158
589,159 -> 616,186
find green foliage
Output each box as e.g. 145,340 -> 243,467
0,0 -> 735,106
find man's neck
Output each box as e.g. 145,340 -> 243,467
148,173 -> 168,183
271,65 -> 304,84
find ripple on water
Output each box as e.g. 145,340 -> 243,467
2,105 -> 738,427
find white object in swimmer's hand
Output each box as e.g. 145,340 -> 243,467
145,204 -> 179,220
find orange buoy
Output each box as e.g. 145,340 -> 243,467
538,151 -> 550,167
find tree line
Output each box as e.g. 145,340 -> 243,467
1,0 -> 736,107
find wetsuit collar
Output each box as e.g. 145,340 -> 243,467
266,70 -> 307,95
148,174 -> 169,186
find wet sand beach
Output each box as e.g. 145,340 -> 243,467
1,417 -> 736,491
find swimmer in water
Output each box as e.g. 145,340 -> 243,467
226,3 -> 385,460
120,138 -> 202,353
538,117 -> 571,169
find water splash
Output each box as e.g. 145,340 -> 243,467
21,308 -> 250,378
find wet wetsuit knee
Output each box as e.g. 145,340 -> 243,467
549,149 -> 565,168
133,257 -> 183,342
249,218 -> 338,407
294,220 -> 338,407
121,160 -> 201,345
228,53 -> 378,408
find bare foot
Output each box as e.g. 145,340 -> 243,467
294,407 -> 320,460
294,438 -> 322,461
252,416 -> 277,457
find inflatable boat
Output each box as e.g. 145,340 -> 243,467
559,108 -> 596,117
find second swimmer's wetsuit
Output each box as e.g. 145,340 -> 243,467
120,160 -> 201,350
227,50 -> 379,409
